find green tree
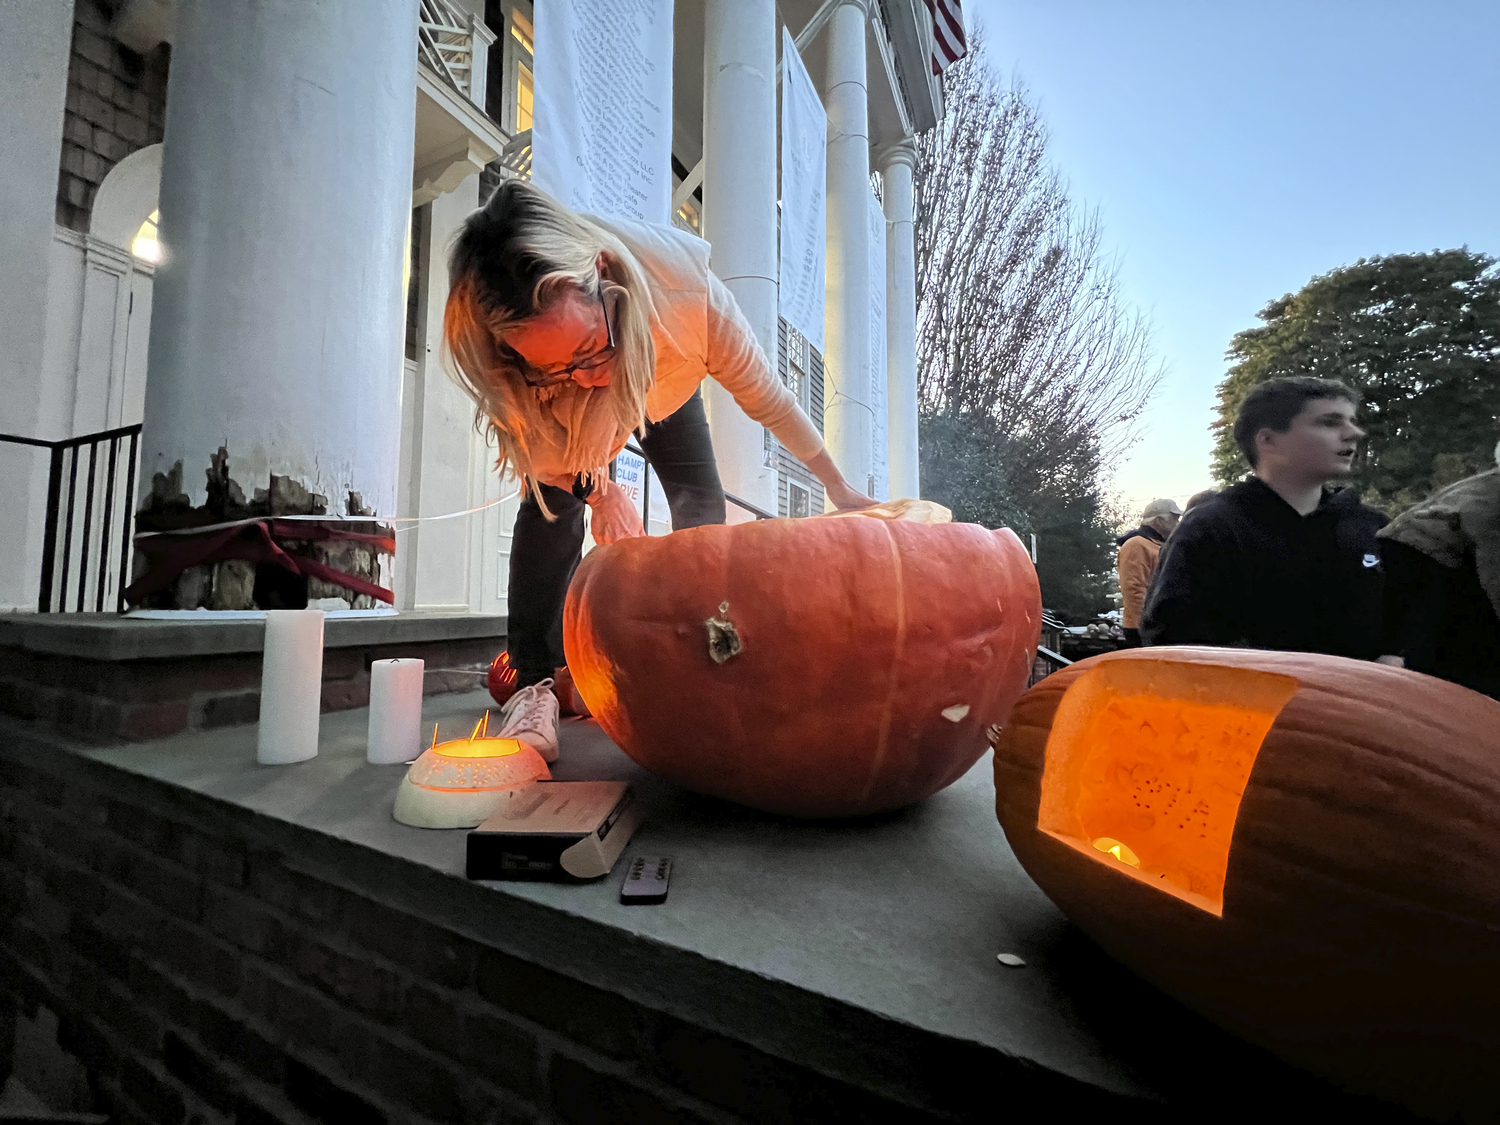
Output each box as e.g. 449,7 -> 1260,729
1213,249 -> 1500,511
914,38 -> 1159,620
919,414 -> 1121,620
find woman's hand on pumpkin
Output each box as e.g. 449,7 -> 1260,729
586,479 -> 645,545
803,450 -> 879,511
826,480 -> 879,511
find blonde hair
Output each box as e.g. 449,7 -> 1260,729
443,180 -> 656,516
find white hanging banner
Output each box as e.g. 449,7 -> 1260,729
778,26 -> 827,353
532,0 -> 674,224
868,190 -> 889,501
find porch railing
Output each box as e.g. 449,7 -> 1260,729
1029,610 -> 1075,686
621,440 -> 775,531
418,0 -> 495,105
498,129 -> 533,180
0,424 -> 142,613
1028,644 -> 1073,688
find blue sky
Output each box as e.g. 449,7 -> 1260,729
965,0 -> 1500,515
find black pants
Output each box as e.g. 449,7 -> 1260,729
508,390 -> 726,687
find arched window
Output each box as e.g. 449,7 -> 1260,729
132,211 -> 162,264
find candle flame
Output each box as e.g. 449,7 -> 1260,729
423,711 -> 523,759
1092,837 -> 1142,868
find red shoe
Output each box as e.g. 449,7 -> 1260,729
487,651 -> 519,707
488,652 -> 591,719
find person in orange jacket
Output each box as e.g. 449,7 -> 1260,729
1116,498 -> 1183,646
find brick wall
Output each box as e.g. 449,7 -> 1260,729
0,637 -> 499,745
0,745 -> 958,1125
57,0 -> 171,233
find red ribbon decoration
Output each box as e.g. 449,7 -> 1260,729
124,519 -> 396,606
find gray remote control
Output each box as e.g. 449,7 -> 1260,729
620,855 -> 671,905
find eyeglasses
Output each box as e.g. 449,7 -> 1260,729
516,288 -> 618,388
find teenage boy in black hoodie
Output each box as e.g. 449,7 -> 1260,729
1141,377 -> 1400,663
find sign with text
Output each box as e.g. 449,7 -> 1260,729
613,448 -> 647,520
533,0 -> 673,224
778,26 -> 827,352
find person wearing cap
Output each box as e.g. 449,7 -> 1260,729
1141,376 -> 1398,662
1116,498 -> 1182,647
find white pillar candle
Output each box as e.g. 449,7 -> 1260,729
366,658 -> 424,765
256,609 -> 325,765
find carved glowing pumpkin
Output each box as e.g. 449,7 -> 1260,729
991,646 -> 1500,1117
564,500 -> 1040,817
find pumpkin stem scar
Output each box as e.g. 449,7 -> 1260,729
705,615 -> 742,664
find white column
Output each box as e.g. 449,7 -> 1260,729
880,141 -> 920,499
0,1 -> 74,610
139,0 -> 419,520
701,0 -> 779,519
822,0 -> 873,503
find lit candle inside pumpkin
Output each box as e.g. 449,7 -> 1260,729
1092,837 -> 1141,868
1037,660 -> 1299,916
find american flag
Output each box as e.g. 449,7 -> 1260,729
923,0 -> 968,75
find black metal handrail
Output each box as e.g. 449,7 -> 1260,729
724,491 -> 775,521
1028,643 -> 1073,688
620,440 -> 775,530
0,423 -> 142,613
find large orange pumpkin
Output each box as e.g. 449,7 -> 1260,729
564,501 -> 1039,817
991,646 -> 1500,1118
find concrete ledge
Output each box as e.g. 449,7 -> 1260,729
0,611 -> 507,661
0,700 -> 1421,1123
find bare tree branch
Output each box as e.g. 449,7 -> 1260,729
915,38 -> 1160,471
914,36 -> 1162,616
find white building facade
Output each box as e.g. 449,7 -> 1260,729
0,0 -> 942,616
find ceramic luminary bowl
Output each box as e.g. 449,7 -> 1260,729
392,714 -> 550,829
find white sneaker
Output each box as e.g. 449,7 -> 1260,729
496,678 -> 560,763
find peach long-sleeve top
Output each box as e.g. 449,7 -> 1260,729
588,214 -> 826,465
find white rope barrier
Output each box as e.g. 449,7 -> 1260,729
134,491 -> 520,540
